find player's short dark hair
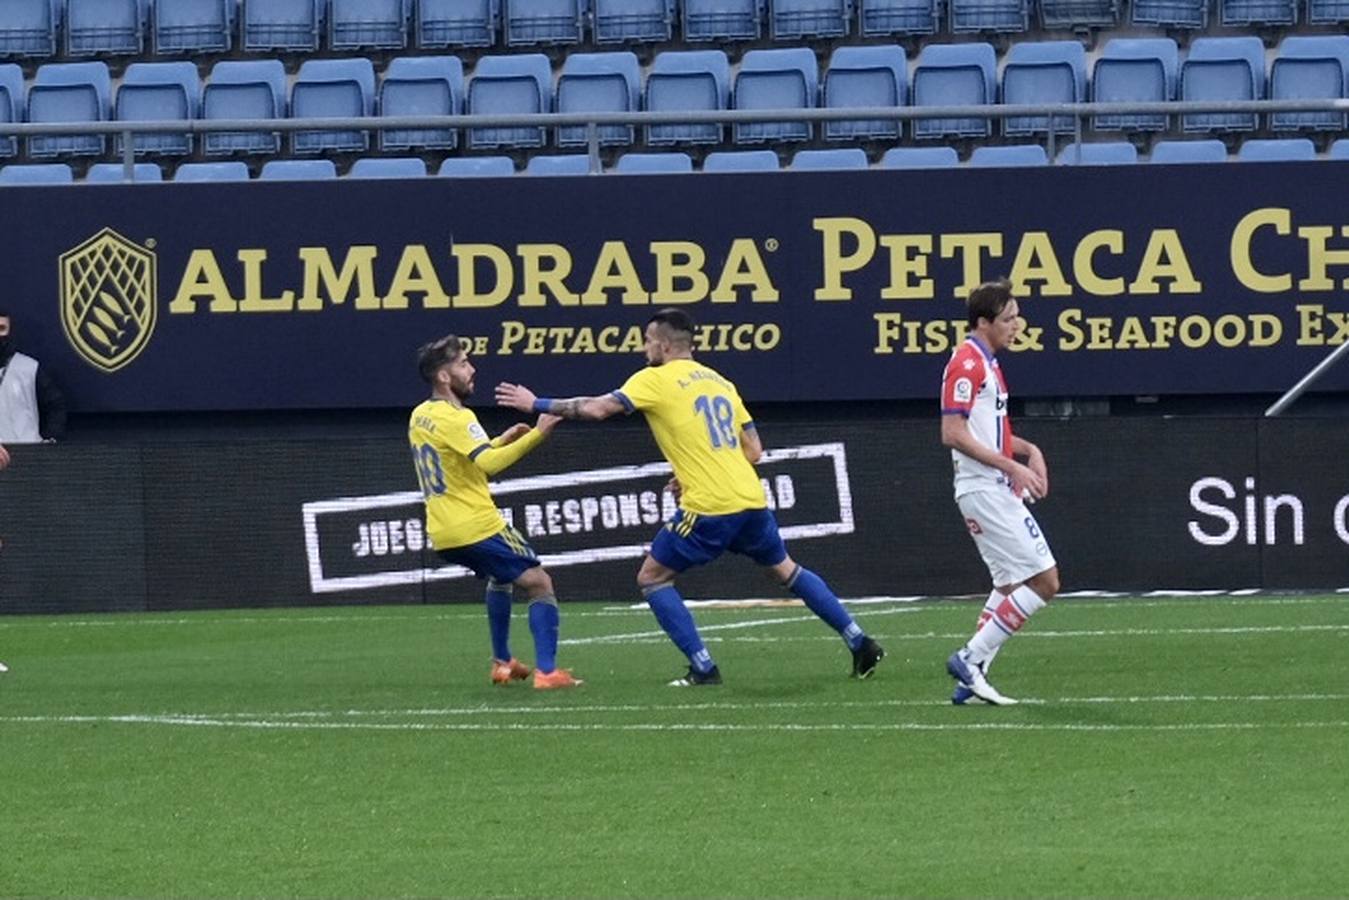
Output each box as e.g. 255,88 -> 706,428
648,308 -> 695,346
417,334 -> 463,383
966,278 -> 1014,329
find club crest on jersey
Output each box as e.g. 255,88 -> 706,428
59,228 -> 158,373
953,378 -> 973,403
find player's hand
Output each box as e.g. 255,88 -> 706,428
1025,446 -> 1050,499
536,413 -> 563,435
1009,461 -> 1047,501
0,444 -> 8,470
665,476 -> 682,502
495,423 -> 532,445
494,382 -> 537,413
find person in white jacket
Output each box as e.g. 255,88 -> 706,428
0,310 -> 66,444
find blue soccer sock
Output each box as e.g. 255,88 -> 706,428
643,583 -> 715,673
528,599 -> 559,674
787,565 -> 864,651
485,581 -> 513,662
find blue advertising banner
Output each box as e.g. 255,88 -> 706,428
3,164 -> 1348,412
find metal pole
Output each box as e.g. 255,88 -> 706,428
121,129 -> 134,180
586,122 -> 600,174
1264,340 -> 1349,416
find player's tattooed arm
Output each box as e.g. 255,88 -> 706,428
495,383 -> 624,421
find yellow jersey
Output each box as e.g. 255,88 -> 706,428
614,359 -> 767,515
408,399 -> 509,549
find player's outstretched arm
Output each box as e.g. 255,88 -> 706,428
472,415 -> 561,477
495,382 -> 625,421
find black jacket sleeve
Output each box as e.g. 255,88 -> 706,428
35,364 -> 67,440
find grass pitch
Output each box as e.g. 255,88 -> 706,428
2,594 -> 1347,898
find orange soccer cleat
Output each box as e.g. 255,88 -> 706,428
490,657 -> 532,685
532,668 -> 583,690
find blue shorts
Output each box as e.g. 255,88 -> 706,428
650,508 -> 788,573
436,526 -> 540,583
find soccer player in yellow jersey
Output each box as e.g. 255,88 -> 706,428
496,309 -> 884,686
409,335 -> 581,690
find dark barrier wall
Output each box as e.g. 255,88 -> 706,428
2,415 -> 1347,613
3,166 -> 1349,412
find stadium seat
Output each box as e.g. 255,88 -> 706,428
1180,37 -> 1265,134
154,0 -> 233,54
1220,0 -> 1297,26
823,45 -> 906,142
348,157 -> 427,178
556,51 -> 640,148
1308,0 -> 1349,23
950,0 -> 1030,34
85,162 -> 163,182
1038,0 -> 1120,29
614,151 -> 694,173
683,0 -> 763,41
1132,0 -> 1207,28
593,0 -> 674,42
66,0 -> 146,56
968,144 -> 1048,166
1330,138 -> 1349,159
116,61 -> 200,156
0,163 -> 74,184
1269,36 -> 1349,132
28,62 -> 112,158
1056,141 -> 1139,164
769,0 -> 852,40
1092,38 -> 1179,133
174,161 -> 250,181
259,159 -> 338,180
379,55 -> 463,152
438,156 -> 515,176
291,58 -> 377,154
330,0 -> 410,49
859,0 -> 939,35
911,42 -> 997,139
241,0 -> 320,52
0,65 -> 24,158
466,53 -> 553,150
790,147 -> 868,170
645,50 -> 730,146
1149,140 -> 1229,163
0,0 -> 59,57
417,0 -> 497,46
1235,138 -> 1317,161
1002,40 -> 1086,137
203,59 -> 287,155
703,149 -> 779,171
879,146 -> 959,167
525,154 -> 593,174
504,0 -> 586,45
734,48 -> 818,145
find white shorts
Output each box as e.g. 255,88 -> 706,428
956,489 -> 1057,588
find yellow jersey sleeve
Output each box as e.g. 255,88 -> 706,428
614,367 -> 662,414
409,400 -> 507,550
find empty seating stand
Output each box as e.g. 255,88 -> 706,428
823,45 -> 907,142
203,59 -> 288,155
1180,37 -> 1265,134
703,149 -> 779,171
525,154 -> 592,174
769,0 -> 852,40
505,0 -> 586,46
968,144 -> 1047,165
291,57 -> 377,153
912,42 -> 997,139
66,0 -> 146,56
1236,138 -> 1317,160
645,50 -> 730,146
1092,37 -> 1178,133
790,147 -> 868,169
28,61 -> 113,157
260,159 -> 338,179
0,64 -> 23,157
154,0 -> 233,54
879,146 -> 959,167
86,162 -> 163,181
1038,0 -> 1120,29
556,51 -> 641,148
614,151 -> 693,172
438,156 -> 515,176
1132,0 -> 1207,29
1056,141 -> 1138,164
593,0 -> 674,42
174,160 -> 250,180
0,163 -> 75,183
1001,40 -> 1086,137
116,61 -> 200,156
950,0 -> 1030,34
683,0 -> 763,41
242,0 -> 321,52
348,156 -> 427,177
1308,0 -> 1349,23
417,0 -> 498,47
734,47 -> 818,144
330,0 -> 410,50
379,55 -> 463,151
859,0 -> 939,36
0,0 -> 60,58
1269,36 -> 1349,132
1149,139 -> 1228,163
1220,0 -> 1297,26
466,53 -> 553,150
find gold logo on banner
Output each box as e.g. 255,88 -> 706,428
59,228 -> 158,373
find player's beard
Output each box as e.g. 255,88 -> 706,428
450,376 -> 473,401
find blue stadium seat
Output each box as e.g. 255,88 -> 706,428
1056,141 -> 1139,164
911,42 -> 997,139
1180,37 -> 1265,134
467,53 -> 553,149
1220,0 -> 1296,26
0,0 -> 59,57
879,146 -> 959,167
683,0 -> 763,40
1308,0 -> 1349,23
174,161 -> 250,181
645,50 -> 730,146
734,47 -> 818,144
1002,41 -> 1086,137
116,61 -> 200,156
0,65 -> 24,157
438,156 -> 515,176
348,156 -> 427,178
203,59 -> 287,155
417,0 -> 497,46
968,144 -> 1048,166
241,0 -> 320,52
28,62 -> 112,157
85,162 -> 163,182
859,0 -> 939,35
66,0 -> 146,56
703,149 -> 779,171
0,163 -> 74,184
615,151 -> 693,173
1092,38 -> 1178,133
770,0 -> 852,39
823,44 -> 906,141
593,0 -> 673,42
259,159 -> 338,180
505,0 -> 586,45
1038,0 -> 1120,28
525,154 -> 593,174
790,147 -> 868,169
380,55 -> 463,151
557,51 -> 640,148
291,58 -> 377,154
1236,138 -> 1317,161
1132,0 -> 1207,28
1330,139 -> 1349,159
1269,36 -> 1349,132
951,0 -> 1030,34
154,0 -> 233,54
1149,139 -> 1228,163
331,0 -> 410,49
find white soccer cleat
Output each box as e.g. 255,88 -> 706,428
946,650 -> 1017,706
0,661 -> 8,673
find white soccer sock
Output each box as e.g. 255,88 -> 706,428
964,585 -> 1047,666
976,590 -> 1004,672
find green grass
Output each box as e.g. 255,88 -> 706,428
2,594 -> 1347,898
